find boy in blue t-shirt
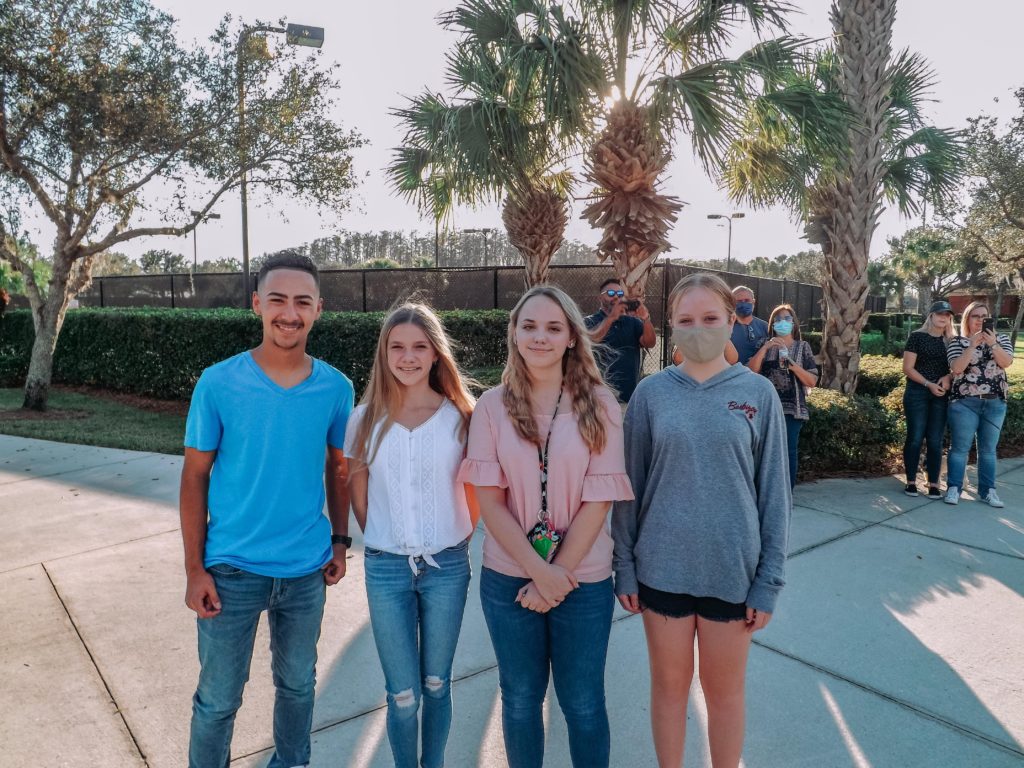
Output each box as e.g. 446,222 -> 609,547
181,253 -> 354,768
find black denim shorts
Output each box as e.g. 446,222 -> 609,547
638,582 -> 747,622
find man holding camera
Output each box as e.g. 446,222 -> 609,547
586,277 -> 657,403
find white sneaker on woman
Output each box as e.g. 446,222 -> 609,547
982,489 -> 1004,508
944,487 -> 960,505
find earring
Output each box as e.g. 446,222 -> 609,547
568,341 -> 576,349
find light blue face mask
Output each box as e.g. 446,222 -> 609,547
773,319 -> 794,336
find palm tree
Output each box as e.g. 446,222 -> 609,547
387,2 -> 605,286
568,0 -> 834,297
721,4 -> 964,391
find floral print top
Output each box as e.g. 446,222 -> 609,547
945,334 -> 1013,401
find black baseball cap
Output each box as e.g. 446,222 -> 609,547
929,300 -> 953,315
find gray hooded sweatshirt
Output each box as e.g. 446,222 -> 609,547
612,364 -> 791,613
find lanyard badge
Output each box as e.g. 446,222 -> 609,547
528,386 -> 565,562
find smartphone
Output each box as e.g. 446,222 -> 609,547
625,299 -> 640,312
982,317 -> 995,334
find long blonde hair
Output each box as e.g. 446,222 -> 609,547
502,285 -> 608,453
350,303 -> 475,463
958,300 -> 989,338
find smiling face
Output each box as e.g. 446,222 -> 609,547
252,268 -> 322,351
671,286 -> 734,330
514,294 -> 573,373
386,322 -> 438,389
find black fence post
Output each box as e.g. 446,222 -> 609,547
361,270 -> 367,313
169,274 -> 175,309
99,278 -> 105,308
493,268 -> 499,309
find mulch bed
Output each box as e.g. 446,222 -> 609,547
0,407 -> 89,421
53,385 -> 189,416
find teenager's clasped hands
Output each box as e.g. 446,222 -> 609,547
516,562 -> 578,613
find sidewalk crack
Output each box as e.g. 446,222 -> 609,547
41,563 -> 150,767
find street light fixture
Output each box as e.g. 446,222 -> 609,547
189,211 -> 222,272
465,228 -> 497,267
706,212 -> 745,273
237,22 -> 325,307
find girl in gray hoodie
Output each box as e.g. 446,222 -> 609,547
612,272 -> 791,768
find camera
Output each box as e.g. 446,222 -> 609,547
625,299 -> 640,312
982,317 -> 995,334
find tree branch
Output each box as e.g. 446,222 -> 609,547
0,86 -> 69,237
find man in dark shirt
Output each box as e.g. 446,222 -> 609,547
730,285 -> 769,365
585,277 -> 657,402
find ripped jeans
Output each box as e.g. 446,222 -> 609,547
364,540 -> 471,768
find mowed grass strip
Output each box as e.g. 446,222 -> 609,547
0,388 -> 186,455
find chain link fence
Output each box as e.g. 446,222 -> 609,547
8,263 -> 884,373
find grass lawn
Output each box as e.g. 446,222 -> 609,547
0,388 -> 185,455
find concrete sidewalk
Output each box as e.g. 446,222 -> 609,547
1,433 -> 1022,767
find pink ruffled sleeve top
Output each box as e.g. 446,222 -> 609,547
458,385 -> 634,583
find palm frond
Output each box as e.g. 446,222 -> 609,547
651,59 -> 742,170
882,125 -> 966,216
886,49 -> 936,127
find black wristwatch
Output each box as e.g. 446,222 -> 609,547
331,534 -> 352,547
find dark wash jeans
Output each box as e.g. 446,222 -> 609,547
902,381 -> 949,486
480,567 -> 614,768
189,565 -> 326,768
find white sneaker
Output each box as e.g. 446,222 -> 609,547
982,489 -> 1005,508
944,487 -> 960,505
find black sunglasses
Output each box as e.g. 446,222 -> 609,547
604,289 -> 625,298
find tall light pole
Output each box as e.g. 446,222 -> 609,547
189,211 -> 221,271
706,212 -> 745,273
465,227 -> 497,267
238,22 -> 324,306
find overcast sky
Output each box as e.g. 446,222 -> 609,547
113,1 -> 1024,266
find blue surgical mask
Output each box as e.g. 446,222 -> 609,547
735,301 -> 754,318
773,319 -> 794,336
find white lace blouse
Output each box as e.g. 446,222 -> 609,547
344,400 -> 472,570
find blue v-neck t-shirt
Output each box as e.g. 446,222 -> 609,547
185,351 -> 354,578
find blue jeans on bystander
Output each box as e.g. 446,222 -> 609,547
784,414 -> 804,490
189,564 -> 326,768
947,396 -> 1007,497
364,540 -> 472,768
479,567 -> 614,768
902,381 -> 948,486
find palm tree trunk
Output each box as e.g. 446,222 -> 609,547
502,185 -> 569,288
820,0 -> 897,393
581,102 -> 681,300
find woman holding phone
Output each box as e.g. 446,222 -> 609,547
944,301 -> 1014,507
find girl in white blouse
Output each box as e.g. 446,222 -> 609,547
345,303 -> 477,768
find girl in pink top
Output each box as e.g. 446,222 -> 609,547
459,285 -> 633,768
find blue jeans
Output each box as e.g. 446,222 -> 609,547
365,541 -> 471,768
479,567 -> 614,768
947,397 -> 1007,496
785,414 -> 804,490
902,381 -> 948,485
189,565 -> 326,768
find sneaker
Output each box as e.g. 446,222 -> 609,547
927,487 -> 943,500
904,483 -> 920,497
982,489 -> 1005,509
944,487 -> 960,505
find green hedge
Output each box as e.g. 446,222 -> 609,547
0,308 -> 510,399
800,389 -> 903,477
856,355 -> 904,397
